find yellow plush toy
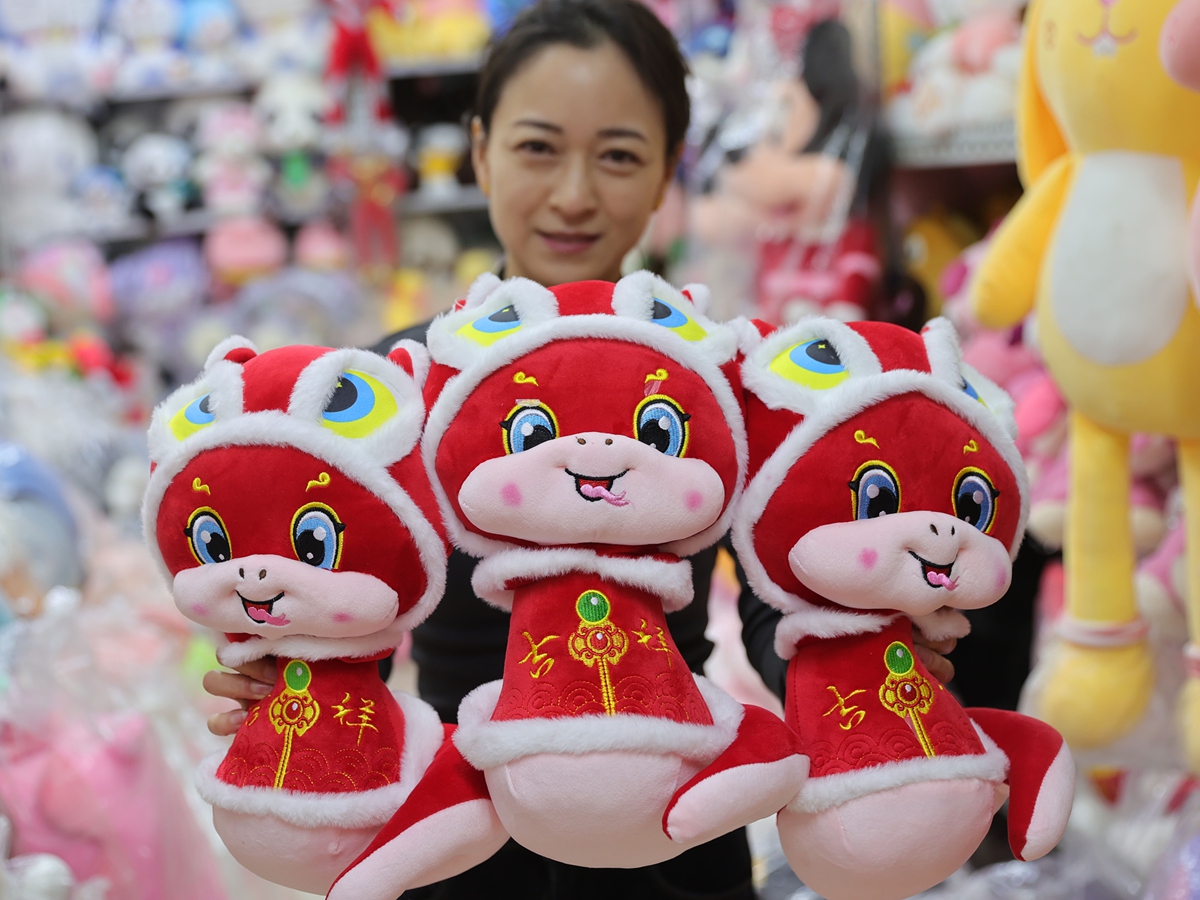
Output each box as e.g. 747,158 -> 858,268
971,0 -> 1200,765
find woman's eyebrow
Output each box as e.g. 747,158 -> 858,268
597,127 -> 648,142
514,118 -> 564,133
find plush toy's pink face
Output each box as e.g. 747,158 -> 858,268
754,393 -> 1021,616
157,445 -> 426,639
436,339 -> 738,547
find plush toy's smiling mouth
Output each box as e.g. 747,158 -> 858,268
238,591 -> 290,626
909,552 -> 958,591
566,469 -> 630,507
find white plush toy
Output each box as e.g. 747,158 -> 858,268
121,133 -> 193,222
887,0 -> 1025,136
192,102 -> 272,217
234,0 -> 328,80
0,0 -> 119,107
109,0 -> 189,94
0,109 -> 97,248
255,71 -> 330,153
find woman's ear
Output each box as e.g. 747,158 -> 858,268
470,116 -> 491,197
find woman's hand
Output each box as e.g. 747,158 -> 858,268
202,657 -> 277,736
912,635 -> 955,685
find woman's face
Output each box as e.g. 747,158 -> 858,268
472,41 -> 675,286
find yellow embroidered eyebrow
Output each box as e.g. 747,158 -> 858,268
306,472 -> 332,491
963,440 -> 979,454
645,368 -> 669,384
513,372 -> 538,386
854,430 -> 879,448
192,477 -> 211,495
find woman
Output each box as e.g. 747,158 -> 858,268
205,3 -> 956,897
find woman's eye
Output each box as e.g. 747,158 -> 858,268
503,404 -> 558,454
954,470 -> 998,533
187,510 -> 230,565
517,140 -> 555,155
601,148 -> 641,166
634,397 -> 690,457
851,464 -> 900,520
292,505 -> 344,569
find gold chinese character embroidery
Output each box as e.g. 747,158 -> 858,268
823,686 -> 867,731
519,632 -> 559,679
333,693 -> 379,746
632,619 -> 674,667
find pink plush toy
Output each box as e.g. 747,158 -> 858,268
1162,0 -> 1200,298
731,316 -> 1074,900
328,273 -> 809,899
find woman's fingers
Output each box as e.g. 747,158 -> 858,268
207,707 -> 249,737
237,656 -> 279,686
914,645 -> 955,685
202,668 -> 275,703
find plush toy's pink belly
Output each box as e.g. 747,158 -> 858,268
778,778 -> 1005,900
485,750 -> 704,868
213,809 -> 381,894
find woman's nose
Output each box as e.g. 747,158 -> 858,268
548,154 -> 598,219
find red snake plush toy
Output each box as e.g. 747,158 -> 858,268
143,336 -> 448,894
731,317 -> 1075,900
327,273 -> 808,900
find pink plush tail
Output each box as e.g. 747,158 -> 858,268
966,708 -> 1074,861
662,705 -> 808,846
327,725 -> 509,900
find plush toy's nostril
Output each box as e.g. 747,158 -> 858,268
259,569 -> 267,580
951,525 -> 956,536
930,523 -> 939,536
577,437 -> 586,445
238,567 -> 244,578
605,438 -> 613,445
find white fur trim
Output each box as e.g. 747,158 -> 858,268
386,339 -> 432,390
920,318 -> 962,387
143,410 -> 447,661
424,315 -> 747,560
147,358 -> 246,465
426,277 -> 560,371
205,334 -> 258,371
287,346 -> 425,470
608,273 -> 733,367
912,608 -> 973,643
453,676 -> 743,769
732,364 -> 1030,617
196,692 -> 443,829
680,283 -> 711,316
790,725 -> 1009,814
740,317 -> 882,416
471,548 -> 694,613
773,610 -> 896,659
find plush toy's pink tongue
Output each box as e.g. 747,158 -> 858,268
926,571 -> 958,591
579,483 -> 629,506
241,593 -> 290,626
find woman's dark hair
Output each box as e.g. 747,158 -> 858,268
475,0 -> 691,159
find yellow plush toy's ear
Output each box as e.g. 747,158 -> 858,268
1017,0 -> 1069,186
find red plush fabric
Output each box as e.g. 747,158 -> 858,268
240,344 -> 329,414
434,340 -> 739,550
219,658 -> 406,792
494,571 -> 712,724
158,445 -> 428,613
786,619 -> 986,776
848,322 -> 932,374
753,394 -> 1021,609
965,707 -> 1069,860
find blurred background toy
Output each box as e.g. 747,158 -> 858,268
109,0 -> 190,94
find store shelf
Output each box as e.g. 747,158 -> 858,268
105,78 -> 254,104
387,55 -> 482,80
891,120 -> 1017,170
402,185 -> 488,215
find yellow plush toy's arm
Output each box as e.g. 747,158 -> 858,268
970,155 -> 1074,329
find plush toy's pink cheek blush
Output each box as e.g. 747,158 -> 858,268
684,490 -> 704,512
859,548 -> 878,571
333,612 -> 353,623
190,603 -> 209,617
996,566 -> 1010,592
500,482 -> 522,507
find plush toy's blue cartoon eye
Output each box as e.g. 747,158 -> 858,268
187,508 -> 230,565
649,298 -> 707,341
322,370 -> 398,439
954,469 -> 997,533
770,339 -> 850,390
634,395 -> 690,457
503,404 -> 558,454
459,304 -> 523,346
850,463 -> 901,520
961,379 -> 988,407
170,393 -> 216,440
292,504 -> 344,569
